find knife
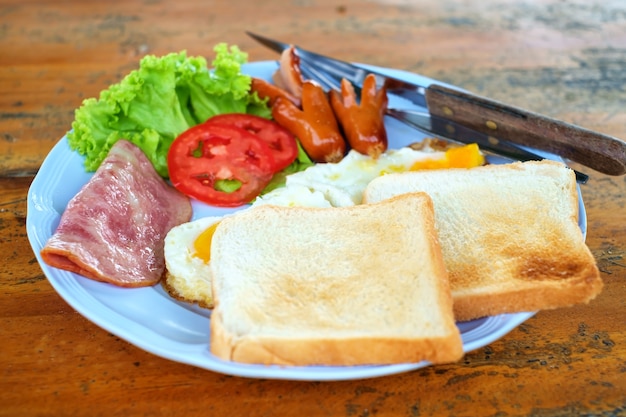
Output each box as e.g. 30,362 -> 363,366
247,31 -> 626,176
386,109 -> 589,183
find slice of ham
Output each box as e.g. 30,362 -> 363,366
41,140 -> 192,287
274,45 -> 304,99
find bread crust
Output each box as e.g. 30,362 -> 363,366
452,261 -> 602,321
211,310 -> 463,366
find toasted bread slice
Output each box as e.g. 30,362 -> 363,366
363,160 -> 602,322
209,193 -> 463,366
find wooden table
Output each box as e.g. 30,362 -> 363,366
2,1 -> 625,415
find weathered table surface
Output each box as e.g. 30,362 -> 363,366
1,1 -> 625,416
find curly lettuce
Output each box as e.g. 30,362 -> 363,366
67,44 -> 270,177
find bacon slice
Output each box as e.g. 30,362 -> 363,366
41,140 -> 192,287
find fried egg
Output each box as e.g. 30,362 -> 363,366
163,215 -> 223,308
279,147 -> 448,207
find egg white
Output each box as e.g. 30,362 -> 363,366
163,215 -> 223,308
252,184 -> 333,208
283,147 -> 444,207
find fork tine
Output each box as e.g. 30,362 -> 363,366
299,60 -> 342,91
295,49 -> 370,89
299,58 -> 369,100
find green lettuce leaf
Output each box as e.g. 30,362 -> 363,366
260,141 -> 315,195
67,44 -> 270,177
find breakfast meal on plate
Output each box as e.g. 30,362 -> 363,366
209,193 -> 464,366
363,160 -> 603,321
35,41 -> 604,369
40,140 -> 192,287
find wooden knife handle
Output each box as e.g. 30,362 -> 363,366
425,84 -> 626,175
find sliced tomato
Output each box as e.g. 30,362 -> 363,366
205,113 -> 299,171
167,124 -> 275,207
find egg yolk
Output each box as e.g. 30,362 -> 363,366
193,222 -> 220,263
410,143 -> 485,171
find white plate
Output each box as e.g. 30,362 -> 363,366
26,61 -> 586,381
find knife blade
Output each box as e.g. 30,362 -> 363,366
247,31 -> 626,176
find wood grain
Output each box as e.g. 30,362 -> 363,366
1,0 -> 625,416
